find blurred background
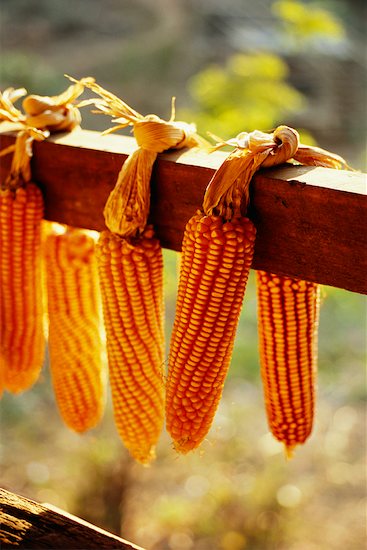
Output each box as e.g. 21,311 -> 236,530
1,1 -> 366,549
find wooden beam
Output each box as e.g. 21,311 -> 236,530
0,130 -> 366,294
0,488 -> 145,549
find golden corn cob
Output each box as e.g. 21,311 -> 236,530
166,212 -> 256,453
45,229 -> 105,432
0,183 -> 45,393
256,271 -> 320,455
96,227 -> 164,464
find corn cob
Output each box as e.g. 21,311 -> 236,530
256,271 -> 320,455
0,182 -> 45,393
45,228 -> 105,432
96,227 -> 164,463
166,212 -> 256,452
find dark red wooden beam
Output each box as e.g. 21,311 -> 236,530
1,130 -> 366,294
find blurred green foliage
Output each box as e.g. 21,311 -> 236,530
179,53 -> 304,139
273,0 -> 345,44
177,0 -> 347,144
0,52 -> 63,94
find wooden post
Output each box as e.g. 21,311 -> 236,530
0,488 -> 145,549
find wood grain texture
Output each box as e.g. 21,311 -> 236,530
0,130 -> 366,293
0,488 -> 145,549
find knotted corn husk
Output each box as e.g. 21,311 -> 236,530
69,76 -> 205,236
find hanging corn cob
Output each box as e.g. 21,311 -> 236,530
96,227 -> 164,462
166,211 -> 256,453
44,226 -> 105,432
255,139 -> 351,456
0,175 -> 45,393
73,77 -> 203,463
0,82 -> 87,395
256,272 -> 320,455
0,89 -> 48,393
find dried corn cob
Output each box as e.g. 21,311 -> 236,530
0,90 -> 47,394
96,227 -> 164,463
166,212 -> 256,452
45,228 -> 105,432
0,182 -> 45,393
256,272 -> 320,456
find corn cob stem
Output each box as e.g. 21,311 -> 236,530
45,228 -> 105,432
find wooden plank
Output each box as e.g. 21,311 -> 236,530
0,130 -> 366,293
0,488 -> 145,549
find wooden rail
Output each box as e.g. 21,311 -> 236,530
0,129 -> 366,293
0,488 -> 145,549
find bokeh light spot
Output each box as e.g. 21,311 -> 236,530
276,484 -> 302,508
185,475 -> 210,498
26,461 -> 50,484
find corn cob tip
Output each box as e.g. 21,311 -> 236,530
61,408 -> 104,434
4,369 -> 44,395
130,445 -> 156,466
172,437 -> 194,455
284,443 -> 296,460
